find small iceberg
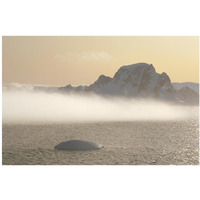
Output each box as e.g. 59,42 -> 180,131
54,140 -> 102,150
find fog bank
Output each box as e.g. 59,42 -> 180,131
2,89 -> 197,123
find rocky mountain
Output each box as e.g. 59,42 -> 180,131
172,82 -> 199,94
176,86 -> 199,105
58,63 -> 198,105
85,63 -> 177,101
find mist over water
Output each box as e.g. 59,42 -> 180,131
3,85 -> 199,165
2,86 -> 197,123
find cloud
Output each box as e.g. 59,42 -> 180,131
54,51 -> 112,62
3,83 -> 34,91
2,86 -> 197,123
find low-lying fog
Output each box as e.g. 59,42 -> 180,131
2,85 -> 198,123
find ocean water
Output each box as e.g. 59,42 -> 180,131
2,118 -> 199,165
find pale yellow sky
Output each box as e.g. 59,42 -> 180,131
2,36 -> 199,85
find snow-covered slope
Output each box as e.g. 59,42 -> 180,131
172,82 -> 199,94
85,63 -> 176,100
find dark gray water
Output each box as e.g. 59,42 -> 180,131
2,118 -> 199,165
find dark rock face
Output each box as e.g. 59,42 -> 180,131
54,140 -> 102,150
94,75 -> 112,85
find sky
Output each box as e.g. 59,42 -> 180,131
2,36 -> 199,86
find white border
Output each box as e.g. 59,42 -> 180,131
1,1 -> 200,200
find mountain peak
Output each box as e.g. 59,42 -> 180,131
122,62 -> 152,69
121,63 -> 155,72
114,63 -> 155,79
58,62 -> 198,105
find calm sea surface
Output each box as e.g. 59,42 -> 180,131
2,117 -> 199,165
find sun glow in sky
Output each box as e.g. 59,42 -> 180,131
2,36 -> 199,85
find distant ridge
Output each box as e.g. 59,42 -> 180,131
172,82 -> 199,94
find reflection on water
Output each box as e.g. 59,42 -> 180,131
2,118 -> 199,165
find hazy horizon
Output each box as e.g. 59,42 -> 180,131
2,73 -> 200,87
